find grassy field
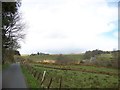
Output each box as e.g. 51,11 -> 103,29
34,63 -> 118,74
21,53 -> 119,88
27,63 -> 118,88
22,54 -> 84,61
96,54 -> 113,61
64,54 -> 84,61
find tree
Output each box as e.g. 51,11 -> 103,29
37,52 -> 39,55
112,50 -> 119,61
14,50 -> 21,56
83,51 -> 92,59
56,54 -> 74,64
84,49 -> 104,59
2,1 -> 25,64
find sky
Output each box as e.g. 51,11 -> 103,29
18,0 -> 119,54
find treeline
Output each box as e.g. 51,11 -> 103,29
84,49 -> 120,59
30,52 -> 49,56
2,1 -> 25,64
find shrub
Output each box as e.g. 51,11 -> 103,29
56,54 -> 74,64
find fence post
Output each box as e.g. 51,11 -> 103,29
34,70 -> 38,78
28,66 -> 31,72
59,76 -> 62,90
32,69 -> 35,76
41,71 -> 46,86
33,70 -> 36,77
32,69 -> 35,75
37,72 -> 41,80
30,67 -> 33,74
47,77 -> 53,89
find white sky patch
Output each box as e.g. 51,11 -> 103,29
18,0 -> 118,54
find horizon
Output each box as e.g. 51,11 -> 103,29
20,49 -> 119,55
18,0 -> 119,54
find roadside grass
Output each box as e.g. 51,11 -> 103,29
0,65 -> 1,71
2,63 -> 10,70
21,65 -> 40,88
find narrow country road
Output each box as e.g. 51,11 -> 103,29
2,63 -> 27,88
0,71 -> 2,90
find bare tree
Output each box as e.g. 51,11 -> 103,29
2,1 -> 25,64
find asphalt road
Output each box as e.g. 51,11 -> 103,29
0,71 -> 2,90
2,63 -> 27,88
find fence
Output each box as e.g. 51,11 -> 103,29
21,63 -> 63,89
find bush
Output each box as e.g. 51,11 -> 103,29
56,54 -> 74,64
3,49 -> 15,64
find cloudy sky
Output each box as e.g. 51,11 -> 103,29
18,0 -> 119,54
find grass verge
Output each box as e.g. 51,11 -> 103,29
2,63 -> 10,70
21,65 -> 40,88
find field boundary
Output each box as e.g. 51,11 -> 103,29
34,64 -> 118,76
21,63 -> 63,89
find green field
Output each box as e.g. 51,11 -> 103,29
22,54 -> 84,61
23,63 -> 118,88
21,53 -> 119,88
96,54 -> 113,61
34,63 -> 118,75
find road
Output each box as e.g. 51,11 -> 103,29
0,71 -> 2,90
2,63 -> 27,88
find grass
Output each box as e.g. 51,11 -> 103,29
34,63 -> 118,74
31,64 -> 118,88
21,65 -> 40,88
96,54 -> 113,61
0,65 -> 1,71
65,54 -> 84,60
22,55 -> 58,61
21,53 -> 119,88
2,63 -> 10,70
22,54 -> 84,61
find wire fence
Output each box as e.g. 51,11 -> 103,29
21,63 -> 63,89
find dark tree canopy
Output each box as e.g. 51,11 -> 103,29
2,1 -> 25,64
2,1 -> 25,50
84,49 -> 120,60
14,50 -> 21,56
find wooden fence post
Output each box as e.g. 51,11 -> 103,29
47,77 -> 53,89
41,71 -> 46,86
59,76 -> 62,90
37,72 -> 41,80
34,70 -> 38,78
30,67 -> 33,74
33,70 -> 36,77
29,67 -> 32,73
28,66 -> 31,73
32,69 -> 35,75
